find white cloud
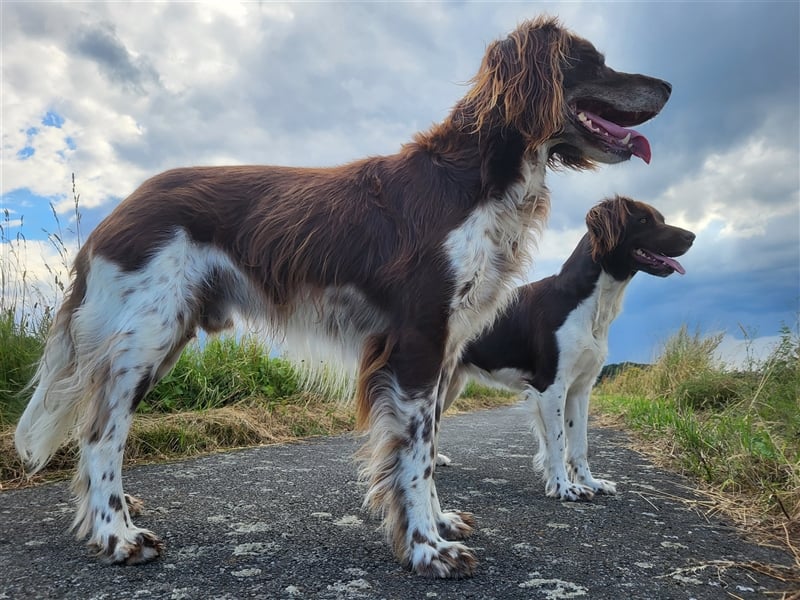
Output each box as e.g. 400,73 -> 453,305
524,225 -> 586,281
714,332 -> 782,371
656,136 -> 799,239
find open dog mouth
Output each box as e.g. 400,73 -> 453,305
632,248 -> 686,275
569,101 -> 660,163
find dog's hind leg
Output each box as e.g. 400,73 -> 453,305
72,351 -> 166,564
564,384 -> 616,496
71,322 -> 194,563
68,244 -> 205,563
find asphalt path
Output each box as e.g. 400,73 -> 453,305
1,401 -> 795,599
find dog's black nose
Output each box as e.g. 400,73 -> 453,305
684,230 -> 696,244
661,80 -> 673,97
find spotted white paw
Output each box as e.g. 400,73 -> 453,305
437,510 -> 476,540
409,537 -> 477,578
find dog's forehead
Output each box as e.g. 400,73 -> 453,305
632,200 -> 665,222
566,35 -> 605,65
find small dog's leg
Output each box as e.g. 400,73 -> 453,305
528,386 -> 595,501
435,453 -> 453,467
565,386 -> 616,495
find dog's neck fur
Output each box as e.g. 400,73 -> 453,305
556,234 -> 633,336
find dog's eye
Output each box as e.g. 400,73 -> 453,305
639,217 -> 648,224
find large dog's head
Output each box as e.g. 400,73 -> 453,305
586,196 -> 695,280
461,17 -> 671,168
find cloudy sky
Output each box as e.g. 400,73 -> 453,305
2,1 -> 798,366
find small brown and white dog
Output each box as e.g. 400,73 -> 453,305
15,18 -> 671,577
438,196 -> 695,501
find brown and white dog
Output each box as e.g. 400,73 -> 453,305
15,18 -> 671,577
439,197 -> 695,501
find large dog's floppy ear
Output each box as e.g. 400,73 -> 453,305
463,16 -> 568,148
586,196 -> 631,261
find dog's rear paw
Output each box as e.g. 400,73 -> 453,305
93,529 -> 164,565
437,510 -> 476,540
409,538 -> 477,578
435,453 -> 452,467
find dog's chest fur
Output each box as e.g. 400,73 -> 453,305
443,156 -> 549,354
553,271 -> 629,388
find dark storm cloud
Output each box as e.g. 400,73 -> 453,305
604,2 -> 800,155
72,22 -> 160,93
234,4 -> 459,136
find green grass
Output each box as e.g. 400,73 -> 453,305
0,309 -> 45,428
144,336 -> 301,413
595,324 -> 800,539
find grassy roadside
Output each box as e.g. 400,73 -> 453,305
593,325 -> 799,570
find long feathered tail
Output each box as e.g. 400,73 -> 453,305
14,253 -> 89,473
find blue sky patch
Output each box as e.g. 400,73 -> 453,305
42,111 -> 65,128
1,188 -> 68,237
16,146 -> 35,159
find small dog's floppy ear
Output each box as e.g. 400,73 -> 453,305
586,196 -> 630,261
463,16 -> 568,148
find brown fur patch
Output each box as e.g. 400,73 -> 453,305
459,16 -> 568,149
586,195 -> 634,261
355,332 -> 397,430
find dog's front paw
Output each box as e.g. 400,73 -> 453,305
409,538 -> 477,578
435,453 -> 452,467
437,510 -> 476,540
92,528 -> 165,565
586,478 -> 617,495
568,464 -> 617,496
545,478 -> 595,501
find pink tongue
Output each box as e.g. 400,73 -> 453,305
583,111 -> 652,164
654,252 -> 686,275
